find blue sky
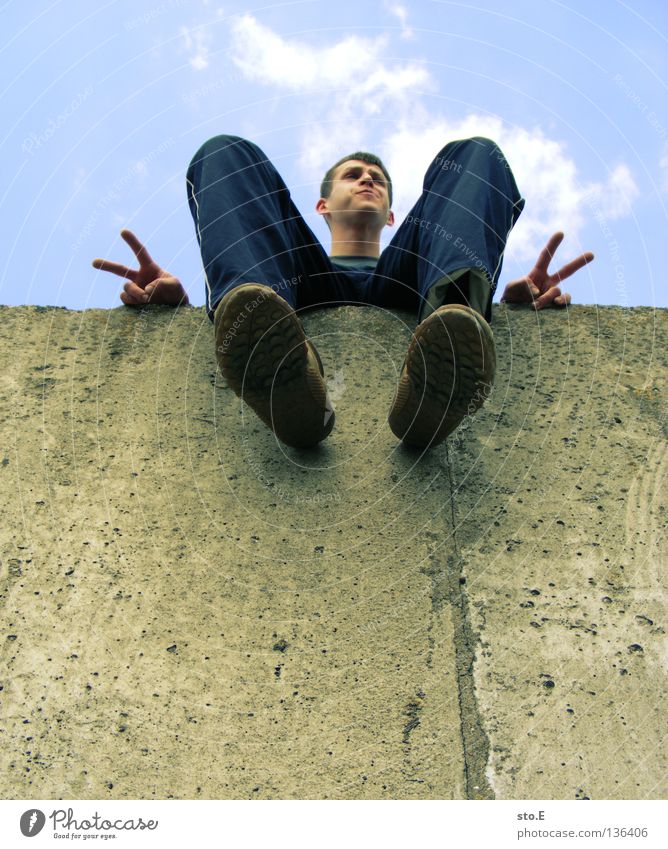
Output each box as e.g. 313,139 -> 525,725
2,0 -> 667,310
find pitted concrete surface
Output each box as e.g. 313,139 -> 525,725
0,303 -> 666,800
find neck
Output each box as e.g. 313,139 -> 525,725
328,221 -> 382,258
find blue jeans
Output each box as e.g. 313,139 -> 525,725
186,134 -> 525,324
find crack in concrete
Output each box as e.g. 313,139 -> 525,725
401,693 -> 425,745
433,443 -> 494,800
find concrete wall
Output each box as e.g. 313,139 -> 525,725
0,303 -> 666,799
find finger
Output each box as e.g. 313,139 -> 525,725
143,281 -> 167,300
123,280 -> 149,303
532,285 -> 562,310
144,283 -> 159,303
121,228 -> 154,267
552,292 -> 572,308
551,251 -> 595,284
120,290 -> 142,306
501,279 -> 539,303
534,231 -> 564,273
92,258 -> 136,281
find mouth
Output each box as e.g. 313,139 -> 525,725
356,189 -> 377,198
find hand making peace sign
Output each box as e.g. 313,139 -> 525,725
501,231 -> 594,309
92,229 -> 189,306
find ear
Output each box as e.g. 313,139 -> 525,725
315,197 -> 329,218
386,210 -> 395,228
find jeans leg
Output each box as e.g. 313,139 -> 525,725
186,134 -> 339,319
372,136 -> 525,323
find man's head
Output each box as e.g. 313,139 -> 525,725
316,152 -> 394,234
320,152 -> 393,206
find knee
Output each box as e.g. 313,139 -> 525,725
188,134 -> 256,169
453,136 -> 503,158
431,135 -> 501,167
441,135 -> 500,152
465,135 -> 499,149
433,136 -> 506,172
201,133 -> 249,149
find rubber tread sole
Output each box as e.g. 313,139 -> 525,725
388,304 -> 495,448
214,284 -> 334,448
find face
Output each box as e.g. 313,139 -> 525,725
317,159 -> 394,230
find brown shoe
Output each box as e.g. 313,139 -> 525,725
214,284 -> 334,448
388,304 -> 495,448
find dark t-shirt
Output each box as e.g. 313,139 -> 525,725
329,255 -> 378,272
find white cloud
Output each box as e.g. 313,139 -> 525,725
385,2 -> 414,40
230,15 -> 382,88
227,16 -> 638,268
180,25 -> 211,71
229,13 -> 431,176
582,163 -> 640,219
383,112 -> 639,263
229,15 -> 428,95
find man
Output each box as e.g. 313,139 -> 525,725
93,135 -> 593,449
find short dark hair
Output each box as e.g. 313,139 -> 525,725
320,152 -> 393,205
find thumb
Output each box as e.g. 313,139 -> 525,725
532,286 -> 562,310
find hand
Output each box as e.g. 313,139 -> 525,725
501,231 -> 594,310
92,229 -> 189,306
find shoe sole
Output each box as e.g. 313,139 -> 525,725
214,284 -> 334,448
388,304 -> 495,448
